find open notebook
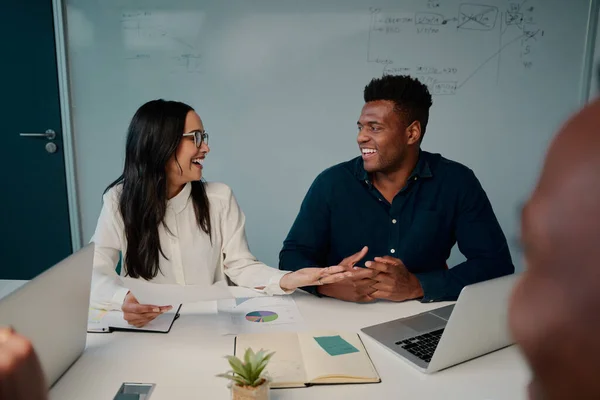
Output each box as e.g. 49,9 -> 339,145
87,305 -> 181,333
234,331 -> 381,388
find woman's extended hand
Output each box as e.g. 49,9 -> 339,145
279,265 -> 354,291
121,292 -> 172,328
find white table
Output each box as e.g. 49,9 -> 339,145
50,291 -> 530,400
0,280 -> 27,300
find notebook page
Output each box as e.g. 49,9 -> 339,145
235,332 -> 307,388
298,331 -> 379,383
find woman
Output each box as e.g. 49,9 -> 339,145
91,99 -> 352,327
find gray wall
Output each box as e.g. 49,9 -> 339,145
65,0 -> 596,272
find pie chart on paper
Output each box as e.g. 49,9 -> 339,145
245,311 -> 279,323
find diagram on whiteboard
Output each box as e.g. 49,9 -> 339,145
457,4 -> 498,30
120,10 -> 204,75
367,1 -> 545,95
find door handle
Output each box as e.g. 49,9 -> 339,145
19,129 -> 56,140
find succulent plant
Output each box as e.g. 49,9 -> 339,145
217,348 -> 275,387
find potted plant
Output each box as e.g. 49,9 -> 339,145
217,348 -> 275,400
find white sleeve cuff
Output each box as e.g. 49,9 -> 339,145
111,287 -> 130,310
263,270 -> 295,295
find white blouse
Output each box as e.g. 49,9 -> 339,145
90,182 -> 290,310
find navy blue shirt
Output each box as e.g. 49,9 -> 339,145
279,151 -> 514,302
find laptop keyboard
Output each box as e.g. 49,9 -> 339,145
395,329 -> 444,363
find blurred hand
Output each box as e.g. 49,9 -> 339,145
0,327 -> 47,400
316,246 -> 379,302
121,292 -> 172,328
365,256 -> 424,301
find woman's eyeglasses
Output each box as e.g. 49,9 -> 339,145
182,130 -> 209,148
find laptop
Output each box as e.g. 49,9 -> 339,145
361,273 -> 518,373
0,244 -> 94,387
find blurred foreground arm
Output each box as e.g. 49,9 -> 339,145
0,327 -> 47,400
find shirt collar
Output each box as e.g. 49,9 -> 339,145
168,182 -> 192,214
411,150 -> 433,179
354,150 -> 433,185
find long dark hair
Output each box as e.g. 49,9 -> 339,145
105,99 -> 211,280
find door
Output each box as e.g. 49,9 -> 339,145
1,0 -> 73,279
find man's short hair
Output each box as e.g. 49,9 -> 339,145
364,75 -> 433,140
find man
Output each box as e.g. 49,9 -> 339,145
279,74 -> 514,302
0,327 -> 47,400
509,97 -> 600,399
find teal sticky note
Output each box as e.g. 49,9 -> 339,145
314,335 -> 360,356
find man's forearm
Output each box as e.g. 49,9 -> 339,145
414,258 -> 514,302
278,248 -> 311,273
406,272 -> 424,300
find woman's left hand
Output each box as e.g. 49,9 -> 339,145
279,265 -> 353,291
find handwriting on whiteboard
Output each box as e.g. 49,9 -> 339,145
120,10 -> 204,74
367,1 -> 545,94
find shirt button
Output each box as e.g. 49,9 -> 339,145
392,219 -> 397,224
414,176 -> 418,181
390,249 -> 396,254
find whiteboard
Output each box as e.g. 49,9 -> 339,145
591,4 -> 600,100
65,0 -> 595,271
